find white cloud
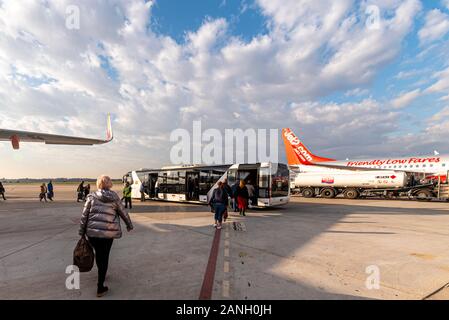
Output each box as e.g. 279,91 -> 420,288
426,66 -> 449,94
443,0 -> 449,10
344,88 -> 370,97
391,88 -> 422,108
418,9 -> 449,44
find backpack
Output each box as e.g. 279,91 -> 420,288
213,188 -> 224,203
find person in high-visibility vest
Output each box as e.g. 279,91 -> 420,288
123,182 -> 132,209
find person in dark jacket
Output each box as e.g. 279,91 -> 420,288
47,181 -> 54,201
0,182 -> 6,200
222,178 -> 232,221
79,175 -> 134,297
231,181 -> 239,212
235,180 -> 249,216
77,181 -> 85,202
84,184 -> 91,200
209,181 -> 228,230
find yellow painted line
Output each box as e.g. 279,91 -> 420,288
224,240 -> 230,247
222,280 -> 230,298
224,248 -> 230,257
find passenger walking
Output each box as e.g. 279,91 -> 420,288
39,183 -> 48,202
223,179 -> 233,221
77,181 -> 85,202
140,183 -> 146,202
231,181 -> 239,212
79,175 -> 134,297
209,181 -> 228,230
235,180 -> 249,216
123,182 -> 132,209
0,182 -> 6,200
47,181 -> 54,201
246,180 -> 256,206
84,184 -> 91,200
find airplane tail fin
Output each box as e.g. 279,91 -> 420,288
106,113 -> 113,141
282,128 -> 335,165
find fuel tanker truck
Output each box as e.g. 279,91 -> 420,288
291,170 -> 436,199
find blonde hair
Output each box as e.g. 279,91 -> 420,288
239,179 -> 246,188
97,175 -> 113,190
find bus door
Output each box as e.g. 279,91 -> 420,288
186,172 -> 199,201
237,164 -> 259,204
148,173 -> 158,198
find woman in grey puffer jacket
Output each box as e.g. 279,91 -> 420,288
79,175 -> 133,297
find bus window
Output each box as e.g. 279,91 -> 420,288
157,172 -> 167,193
271,164 -> 289,197
166,171 -> 179,193
124,174 -> 133,185
199,171 -> 210,195
258,167 -> 270,198
137,172 -> 146,184
227,169 -> 237,185
179,171 -> 186,193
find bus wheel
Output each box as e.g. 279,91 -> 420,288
343,188 -> 359,199
415,189 -> 433,200
321,188 -> 336,198
302,187 -> 315,198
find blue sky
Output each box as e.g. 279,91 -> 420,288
1,0 -> 449,178
151,0 -> 267,42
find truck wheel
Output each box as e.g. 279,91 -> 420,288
302,187 -> 315,198
321,188 -> 336,198
415,189 -> 433,200
343,188 -> 359,199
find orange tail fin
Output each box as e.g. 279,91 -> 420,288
282,128 -> 335,165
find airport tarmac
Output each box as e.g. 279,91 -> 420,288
1,183 -> 449,300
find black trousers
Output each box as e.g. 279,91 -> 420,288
0,192 -> 5,200
88,237 -> 114,288
124,197 -> 132,209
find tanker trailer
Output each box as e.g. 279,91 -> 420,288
293,171 -> 409,199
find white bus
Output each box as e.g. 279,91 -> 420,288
123,162 -> 290,208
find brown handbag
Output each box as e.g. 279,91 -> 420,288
73,212 -> 95,272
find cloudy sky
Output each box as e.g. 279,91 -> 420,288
1,0 -> 449,178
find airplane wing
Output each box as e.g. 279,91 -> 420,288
0,114 -> 113,150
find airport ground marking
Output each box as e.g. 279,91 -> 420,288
222,280 -> 230,298
222,223 -> 231,298
199,227 -> 222,300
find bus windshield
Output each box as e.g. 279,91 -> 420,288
271,164 -> 289,197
